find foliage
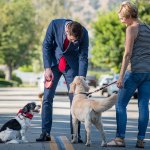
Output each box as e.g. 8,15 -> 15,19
0,0 -> 70,82
91,11 -> 125,73
138,0 -> 150,24
32,0 -> 70,72
18,65 -> 34,72
91,0 -> 150,73
12,74 -> 22,85
0,78 -> 18,87
0,0 -> 39,80
0,70 -> 5,79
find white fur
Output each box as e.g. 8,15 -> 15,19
0,104 -> 40,144
0,128 -> 21,144
69,76 -> 118,147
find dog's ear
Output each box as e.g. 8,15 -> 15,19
80,77 -> 90,92
22,104 -> 30,113
69,83 -> 76,93
30,102 -> 36,110
22,102 -> 36,113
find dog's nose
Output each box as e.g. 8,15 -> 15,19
37,105 -> 41,108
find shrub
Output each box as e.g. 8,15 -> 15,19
0,79 -> 18,87
0,70 -> 5,79
12,74 -> 22,85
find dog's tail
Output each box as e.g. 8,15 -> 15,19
90,93 -> 117,113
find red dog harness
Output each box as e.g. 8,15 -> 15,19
17,109 -> 33,119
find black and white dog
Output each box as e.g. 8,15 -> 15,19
0,102 -> 40,144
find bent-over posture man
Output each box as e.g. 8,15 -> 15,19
36,19 -> 89,142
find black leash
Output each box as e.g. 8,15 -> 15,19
80,80 -> 117,97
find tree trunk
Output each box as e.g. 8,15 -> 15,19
5,65 -> 13,80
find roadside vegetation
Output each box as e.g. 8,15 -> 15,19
91,0 -> 150,73
0,0 -> 150,86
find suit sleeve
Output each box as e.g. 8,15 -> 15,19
78,29 -> 89,77
42,20 -> 55,68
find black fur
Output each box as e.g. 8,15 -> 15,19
0,138 -> 4,143
0,119 -> 21,132
22,102 -> 36,113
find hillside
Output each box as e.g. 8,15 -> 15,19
67,0 -> 124,26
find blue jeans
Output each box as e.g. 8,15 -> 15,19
116,71 -> 150,140
41,65 -> 81,136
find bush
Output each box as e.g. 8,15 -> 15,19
0,79 -> 18,87
0,70 -> 5,79
12,74 -> 22,85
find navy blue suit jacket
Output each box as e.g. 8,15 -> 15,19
42,19 -> 89,77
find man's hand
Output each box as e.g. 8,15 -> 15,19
44,68 -> 54,81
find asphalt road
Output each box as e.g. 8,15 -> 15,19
0,87 -> 150,150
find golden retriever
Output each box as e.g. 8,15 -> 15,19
69,76 -> 117,147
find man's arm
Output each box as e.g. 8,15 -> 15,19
42,20 -> 55,81
43,20 -> 55,69
78,28 -> 89,77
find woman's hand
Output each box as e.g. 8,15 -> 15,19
117,77 -> 123,88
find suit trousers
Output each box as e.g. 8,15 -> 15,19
41,65 -> 81,136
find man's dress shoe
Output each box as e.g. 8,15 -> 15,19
36,133 -> 51,142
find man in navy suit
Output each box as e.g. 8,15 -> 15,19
36,19 -> 89,142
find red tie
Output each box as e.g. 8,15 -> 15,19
58,37 -> 69,72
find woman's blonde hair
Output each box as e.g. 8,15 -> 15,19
118,1 -> 138,19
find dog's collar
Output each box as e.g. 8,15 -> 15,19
75,92 -> 86,95
17,109 -> 33,119
74,92 -> 92,97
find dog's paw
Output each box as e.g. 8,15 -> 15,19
101,141 -> 107,147
101,143 -> 107,147
22,137 -> 28,143
22,140 -> 28,143
85,142 -> 90,147
71,139 -> 78,144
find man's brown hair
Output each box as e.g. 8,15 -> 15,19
67,21 -> 83,40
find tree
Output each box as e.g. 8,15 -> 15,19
0,0 -> 70,79
91,0 -> 150,73
31,0 -> 70,72
0,0 -> 38,80
91,11 -> 125,73
137,0 -> 150,24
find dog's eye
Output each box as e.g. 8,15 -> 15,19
30,103 -> 36,109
